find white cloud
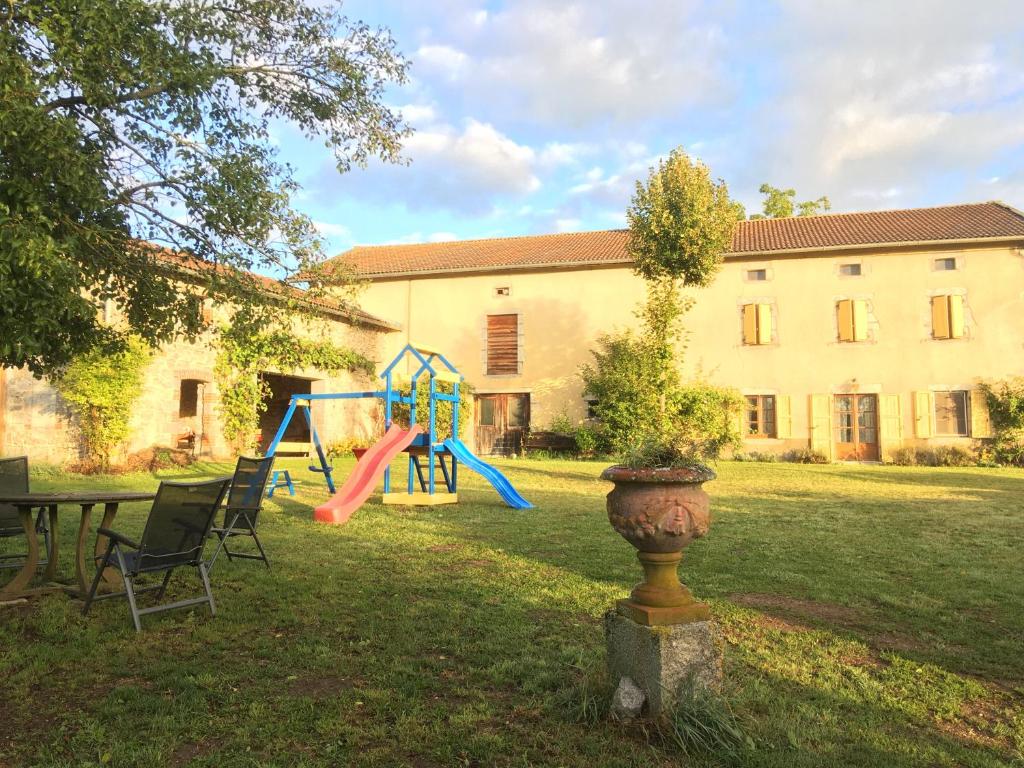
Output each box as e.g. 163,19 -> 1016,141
555,218 -> 582,233
312,221 -> 351,239
414,44 -> 470,80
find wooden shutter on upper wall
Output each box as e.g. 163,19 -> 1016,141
970,390 -> 992,438
837,300 -> 854,341
878,394 -> 902,456
775,395 -> 792,438
757,304 -> 773,345
913,391 -> 934,438
852,300 -> 867,341
808,394 -> 830,456
486,314 -> 519,375
931,296 -> 951,339
741,304 -> 757,345
949,295 -> 964,339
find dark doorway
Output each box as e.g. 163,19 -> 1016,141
474,393 -> 530,456
258,373 -> 313,454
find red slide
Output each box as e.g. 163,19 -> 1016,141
313,424 -> 424,525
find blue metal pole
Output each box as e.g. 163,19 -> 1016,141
407,375 -> 417,494
451,381 -> 459,493
264,398 -> 298,457
383,372 -> 392,494
302,403 -> 336,494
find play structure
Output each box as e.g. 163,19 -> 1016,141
263,343 -> 532,524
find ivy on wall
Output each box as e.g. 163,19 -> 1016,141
214,312 -> 375,452
978,377 -> 1024,466
51,337 -> 152,470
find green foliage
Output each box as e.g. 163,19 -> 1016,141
0,0 -> 408,375
325,437 -> 371,460
978,378 -> 1024,466
547,410 -> 576,436
51,337 -> 151,470
626,148 -> 740,286
750,183 -> 831,220
573,425 -> 599,457
734,450 -> 778,463
390,375 -> 474,442
656,677 -> 754,758
891,445 -> 979,468
781,448 -> 830,464
214,312 -> 374,452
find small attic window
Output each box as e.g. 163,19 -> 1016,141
934,257 -> 958,271
746,269 -> 767,281
839,263 -> 862,276
495,286 -> 511,297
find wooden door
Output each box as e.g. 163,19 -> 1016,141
474,394 -> 530,456
834,394 -> 879,461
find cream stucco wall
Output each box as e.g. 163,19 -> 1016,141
351,243 -> 1024,459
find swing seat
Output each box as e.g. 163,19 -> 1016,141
308,464 -> 333,474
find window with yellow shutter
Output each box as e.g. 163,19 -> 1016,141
836,299 -> 867,342
931,295 -> 964,340
741,303 -> 773,345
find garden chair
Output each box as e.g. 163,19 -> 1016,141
82,477 -> 231,632
207,456 -> 275,571
0,456 -> 50,571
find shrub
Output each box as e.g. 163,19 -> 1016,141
548,410 -> 576,436
391,376 -> 474,442
914,446 -> 977,467
781,448 -> 829,464
889,447 -> 917,466
977,378 -> 1024,466
573,425 -> 598,457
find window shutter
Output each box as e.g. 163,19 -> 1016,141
913,391 -> 933,438
948,295 -> 964,339
756,304 -> 773,345
775,395 -> 792,438
808,394 -> 830,456
852,299 -> 868,341
486,314 -> 519,375
931,296 -> 951,339
878,394 -> 902,457
837,300 -> 854,342
741,304 -> 757,345
970,390 -> 992,438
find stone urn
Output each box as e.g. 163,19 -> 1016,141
601,464 -> 716,626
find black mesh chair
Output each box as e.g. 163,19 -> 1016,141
82,477 -> 230,631
207,456 -> 275,571
0,456 -> 50,571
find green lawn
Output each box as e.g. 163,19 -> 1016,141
2,458 -> 1022,767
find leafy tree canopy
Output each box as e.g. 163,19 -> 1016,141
626,148 -> 740,287
0,0 -> 409,375
749,183 -> 831,219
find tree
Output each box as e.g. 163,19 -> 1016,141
749,183 -> 831,219
626,148 -> 739,287
0,0 -> 409,375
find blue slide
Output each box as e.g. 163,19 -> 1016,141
443,438 -> 533,509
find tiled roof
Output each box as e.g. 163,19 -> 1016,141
323,202 -> 1024,279
152,248 -> 399,331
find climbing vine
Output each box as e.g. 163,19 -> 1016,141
214,312 -> 375,452
52,337 -> 152,471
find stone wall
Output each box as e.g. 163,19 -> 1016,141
0,314 -> 396,466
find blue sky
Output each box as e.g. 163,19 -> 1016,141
272,0 -> 1024,256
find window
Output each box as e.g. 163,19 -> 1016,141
178,380 -> 201,418
931,295 -> 964,339
486,314 -> 519,375
495,286 -> 511,297
741,303 -> 772,345
836,299 -> 867,342
747,269 -> 767,281
934,257 -> 957,271
934,391 -> 969,436
746,395 -> 776,438
585,399 -> 599,419
478,397 -> 496,426
839,263 -> 862,276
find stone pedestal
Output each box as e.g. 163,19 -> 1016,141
604,609 -> 722,717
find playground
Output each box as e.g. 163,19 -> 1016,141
2,457 -> 1022,767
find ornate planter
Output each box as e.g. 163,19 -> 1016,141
601,464 -> 716,626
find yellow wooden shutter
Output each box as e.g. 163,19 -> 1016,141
949,295 -> 964,339
837,300 -> 853,341
775,395 -> 792,438
878,394 -> 902,457
756,304 -> 772,345
741,304 -> 757,345
931,296 -> 950,339
913,391 -> 934,438
970,390 -> 992,438
852,299 -> 868,341
808,394 -> 831,455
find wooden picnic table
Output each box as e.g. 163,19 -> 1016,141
0,491 -> 155,602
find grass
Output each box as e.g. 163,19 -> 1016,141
1,458 -> 1023,767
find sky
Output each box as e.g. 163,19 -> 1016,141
273,0 -> 1024,256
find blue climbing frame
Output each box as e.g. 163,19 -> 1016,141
263,343 -> 463,500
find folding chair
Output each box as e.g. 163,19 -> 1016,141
208,456 -> 275,571
0,456 -> 50,571
82,477 -> 230,632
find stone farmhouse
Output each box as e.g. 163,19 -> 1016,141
323,201 -> 1024,461
0,261 -> 399,465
